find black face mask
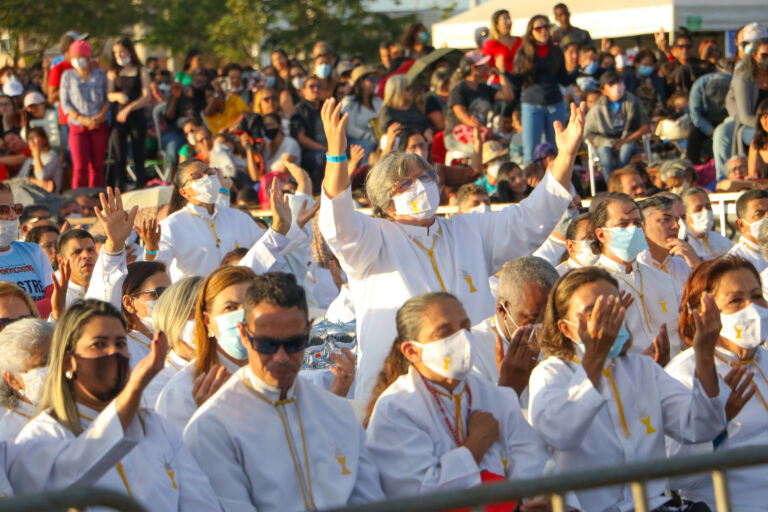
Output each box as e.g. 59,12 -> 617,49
73,353 -> 130,403
265,127 -> 280,140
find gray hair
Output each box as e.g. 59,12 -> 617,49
680,186 -> 709,209
497,256 -> 558,305
0,319 -> 53,409
726,155 -> 747,170
658,159 -> 691,184
153,275 -> 203,353
365,151 -> 432,219
759,217 -> 768,261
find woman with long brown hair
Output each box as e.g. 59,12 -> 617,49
482,10 -> 522,80
666,256 -> 766,510
530,267 -> 724,511
365,292 -> 549,506
9,300 -> 220,509
513,14 -> 574,165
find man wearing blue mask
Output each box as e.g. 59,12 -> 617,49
584,70 -> 651,178
593,193 -> 676,362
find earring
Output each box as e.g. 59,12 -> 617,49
65,370 -> 73,380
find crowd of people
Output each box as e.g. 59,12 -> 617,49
0,3 -> 768,512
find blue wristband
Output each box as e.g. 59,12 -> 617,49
145,249 -> 158,256
219,187 -> 230,195
325,153 -> 348,163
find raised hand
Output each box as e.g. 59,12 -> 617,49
129,330 -> 169,392
349,144 -> 365,171
296,199 -> 321,229
668,239 -> 701,269
321,98 -> 348,157
270,178 -> 292,235
495,327 -> 540,397
691,292 -> 721,355
135,216 -> 161,255
192,364 -> 231,407
51,259 -> 71,321
94,187 -> 138,253
553,101 -> 586,159
329,348 -> 355,397
618,290 -> 635,310
578,295 -> 625,386
643,323 -> 670,366
723,366 -> 757,421
284,161 -> 312,195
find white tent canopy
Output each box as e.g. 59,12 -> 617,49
432,0 -> 768,49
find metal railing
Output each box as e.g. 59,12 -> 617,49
325,445 -> 768,512
0,487 -> 147,512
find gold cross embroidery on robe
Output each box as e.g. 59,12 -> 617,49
165,467 -> 178,490
501,458 -> 509,473
443,358 -> 451,371
736,327 -> 743,339
411,200 -> 419,213
463,274 -> 477,293
659,301 -> 668,313
640,416 -> 656,435
336,456 -> 352,475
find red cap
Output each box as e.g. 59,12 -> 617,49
69,40 -> 91,58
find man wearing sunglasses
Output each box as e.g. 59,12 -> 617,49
0,183 -> 54,317
184,272 -> 384,510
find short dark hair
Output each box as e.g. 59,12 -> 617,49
26,225 -> 60,244
565,212 -> 592,241
591,192 -> 639,252
20,204 -> 50,224
221,248 -> 249,266
456,183 -> 488,207
638,195 -> 674,215
57,229 -> 94,253
244,272 -> 308,324
736,189 -> 768,220
607,166 -> 642,193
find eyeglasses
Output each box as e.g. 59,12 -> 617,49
0,204 -> 23,217
0,315 -> 34,329
533,23 -> 550,32
243,327 -> 309,354
132,287 -> 167,301
183,166 -> 218,187
392,169 -> 438,195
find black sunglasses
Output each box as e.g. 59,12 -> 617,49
243,327 -> 309,355
0,315 -> 34,329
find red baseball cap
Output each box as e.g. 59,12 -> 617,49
69,40 -> 92,58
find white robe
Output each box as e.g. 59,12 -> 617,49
0,400 -> 34,445
554,257 -> 586,276
154,355 -> 241,434
0,442 -> 11,497
157,203 -> 293,282
366,367 -> 549,498
760,267 -> 768,300
183,367 -> 384,511
636,249 -> 691,292
665,346 -> 768,512
687,230 -> 732,260
532,234 -> 567,266
597,255 -> 684,356
470,316 -> 500,385
318,172 -> 572,399
528,351 -> 727,512
727,237 -> 768,273
10,402 -> 220,511
65,279 -> 87,307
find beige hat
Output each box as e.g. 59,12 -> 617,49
482,140 -> 509,165
350,65 -> 379,86
23,91 -> 45,108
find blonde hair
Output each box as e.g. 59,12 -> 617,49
382,74 -> 410,109
253,87 -> 278,115
193,266 -> 256,378
489,9 -> 511,41
37,300 -> 126,436
0,282 -> 40,319
153,276 -> 203,354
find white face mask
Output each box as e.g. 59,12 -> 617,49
745,217 -> 766,240
495,303 -> 542,346
408,329 -> 473,380
469,203 -> 490,214
487,160 -> 504,179
181,319 -> 196,347
291,77 -> 305,90
689,209 -> 714,235
573,240 -> 598,266
0,219 -> 18,248
720,303 -> 768,349
677,218 -> 687,240
19,366 -> 47,404
72,57 -> 89,71
116,55 -> 131,67
186,133 -> 197,146
138,298 -> 156,333
188,174 -> 221,205
392,179 -> 440,220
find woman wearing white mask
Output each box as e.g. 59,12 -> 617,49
148,276 -> 203,402
530,267 -> 726,511
319,97 -> 585,400
666,256 -> 768,511
147,158 -> 295,281
0,318 -> 52,443
365,292 -> 551,508
555,212 -> 598,276
9,300 -> 221,510
681,187 -> 732,260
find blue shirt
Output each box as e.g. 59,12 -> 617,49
475,175 -> 498,196
59,68 -> 107,126
0,242 -> 53,301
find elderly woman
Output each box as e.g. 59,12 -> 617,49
319,98 -> 585,399
659,159 -> 696,196
8,300 -> 221,509
0,319 -> 53,442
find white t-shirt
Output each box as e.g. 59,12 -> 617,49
265,135 -> 301,172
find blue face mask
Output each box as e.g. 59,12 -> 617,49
744,43 -> 753,57
637,65 -> 654,77
568,322 -> 629,360
214,309 -> 248,360
315,63 -> 331,79
265,76 -> 276,88
604,225 -> 648,262
583,61 -> 598,75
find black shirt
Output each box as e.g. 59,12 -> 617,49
445,81 -> 496,133
290,99 -> 326,146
